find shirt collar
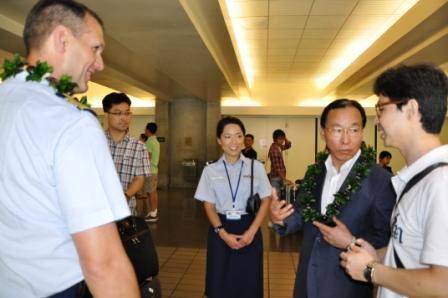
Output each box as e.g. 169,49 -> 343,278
220,154 -> 246,167
105,129 -> 131,144
325,149 -> 361,175
394,145 -> 448,185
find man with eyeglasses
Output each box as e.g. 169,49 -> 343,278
102,92 -> 150,214
270,99 -> 396,298
341,64 -> 448,298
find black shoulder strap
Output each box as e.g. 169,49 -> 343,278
393,162 -> 448,269
250,159 -> 254,197
396,162 -> 448,206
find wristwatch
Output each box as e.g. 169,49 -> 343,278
363,261 -> 376,283
214,225 -> 223,234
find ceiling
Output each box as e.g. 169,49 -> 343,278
0,0 -> 447,109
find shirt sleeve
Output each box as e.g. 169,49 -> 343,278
421,169 -> 448,266
135,141 -> 151,177
255,161 -> 272,199
54,115 -> 130,234
194,166 -> 216,204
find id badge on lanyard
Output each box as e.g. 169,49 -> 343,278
223,160 -> 243,220
226,209 -> 242,220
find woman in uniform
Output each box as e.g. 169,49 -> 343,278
195,116 -> 272,298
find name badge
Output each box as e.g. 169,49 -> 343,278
226,210 -> 242,220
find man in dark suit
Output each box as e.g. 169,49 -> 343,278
378,150 -> 393,174
242,133 -> 258,159
270,99 -> 396,298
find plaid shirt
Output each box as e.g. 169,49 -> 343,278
268,141 -> 291,179
105,130 -> 150,191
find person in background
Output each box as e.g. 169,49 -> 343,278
268,129 -> 292,194
270,99 -> 396,298
0,0 -> 139,296
341,64 -> 448,298
242,133 -> 258,159
102,92 -> 151,215
143,122 -> 161,222
378,150 -> 393,174
195,116 -> 272,298
139,133 -> 148,143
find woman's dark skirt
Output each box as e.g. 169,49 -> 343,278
205,214 -> 263,298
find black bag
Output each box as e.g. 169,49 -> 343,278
117,216 -> 159,282
246,159 -> 261,214
78,216 -> 159,298
140,276 -> 162,298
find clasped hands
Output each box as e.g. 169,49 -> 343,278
221,229 -> 256,250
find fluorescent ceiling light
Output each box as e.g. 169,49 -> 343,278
316,0 -> 419,89
221,96 -> 260,106
79,82 -> 155,108
222,0 -> 255,88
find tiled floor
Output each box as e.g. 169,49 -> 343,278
136,189 -> 303,297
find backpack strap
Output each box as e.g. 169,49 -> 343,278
393,162 -> 448,268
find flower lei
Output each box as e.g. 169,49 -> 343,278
1,54 -> 91,107
300,144 -> 376,225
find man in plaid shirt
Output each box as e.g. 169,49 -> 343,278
102,92 -> 150,213
268,129 -> 292,194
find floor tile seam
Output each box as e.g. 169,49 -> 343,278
159,246 -> 178,269
169,247 -> 204,296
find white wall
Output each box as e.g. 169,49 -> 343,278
239,116 -> 317,181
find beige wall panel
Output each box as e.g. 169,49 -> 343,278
441,118 -> 448,145
284,117 -> 317,181
239,116 -> 316,181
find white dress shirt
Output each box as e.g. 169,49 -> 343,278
320,150 -> 361,214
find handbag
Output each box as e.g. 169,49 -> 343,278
117,216 -> 159,282
140,276 -> 162,298
246,159 -> 261,214
78,216 -> 160,298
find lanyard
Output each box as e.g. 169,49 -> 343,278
223,160 -> 243,209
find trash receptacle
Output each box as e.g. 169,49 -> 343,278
181,159 -> 199,184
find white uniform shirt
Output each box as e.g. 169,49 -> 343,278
0,72 -> 130,297
378,145 -> 448,298
194,154 -> 272,214
321,150 -> 361,214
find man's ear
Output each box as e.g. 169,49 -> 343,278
320,127 -> 325,140
51,25 -> 70,53
407,99 -> 420,121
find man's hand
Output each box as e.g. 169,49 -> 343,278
313,216 -> 353,249
340,238 -> 377,281
269,189 -> 294,225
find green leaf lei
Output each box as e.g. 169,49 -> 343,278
1,54 -> 88,106
300,143 -> 376,225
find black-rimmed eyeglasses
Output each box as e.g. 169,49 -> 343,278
375,99 -> 408,116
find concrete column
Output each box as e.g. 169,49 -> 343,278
169,97 -> 206,188
206,100 -> 221,161
155,99 -> 170,188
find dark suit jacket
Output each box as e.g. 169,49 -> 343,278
242,147 -> 257,159
276,161 -> 395,298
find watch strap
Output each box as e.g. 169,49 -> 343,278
363,262 -> 376,283
214,225 -> 223,234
